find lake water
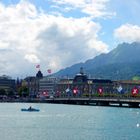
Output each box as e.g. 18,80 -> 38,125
0,103 -> 140,140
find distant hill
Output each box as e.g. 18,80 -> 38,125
54,42 -> 140,80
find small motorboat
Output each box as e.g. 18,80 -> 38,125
21,107 -> 40,112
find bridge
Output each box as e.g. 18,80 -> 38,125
3,96 -> 140,108
31,97 -> 140,108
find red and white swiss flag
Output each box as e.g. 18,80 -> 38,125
73,87 -> 78,94
47,69 -> 51,74
98,87 -> 103,95
131,87 -> 139,96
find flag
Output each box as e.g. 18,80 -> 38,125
66,88 -> 70,93
98,87 -> 103,94
73,87 -> 78,94
132,87 -> 139,96
117,85 -> 123,93
47,69 -> 51,74
36,64 -> 40,68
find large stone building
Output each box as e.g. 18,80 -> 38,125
55,67 -> 113,97
55,67 -> 140,97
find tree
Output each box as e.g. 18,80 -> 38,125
132,76 -> 140,81
0,89 -> 6,95
17,86 -> 29,97
7,90 -> 14,97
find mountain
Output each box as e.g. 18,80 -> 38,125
55,42 -> 140,80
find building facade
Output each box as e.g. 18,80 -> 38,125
55,68 -> 140,98
55,72 -> 114,98
38,76 -> 57,98
0,75 -> 15,95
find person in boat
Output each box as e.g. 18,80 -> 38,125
28,106 -> 32,110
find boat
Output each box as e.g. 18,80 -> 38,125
21,107 -> 40,112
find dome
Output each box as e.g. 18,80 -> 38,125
73,74 -> 88,83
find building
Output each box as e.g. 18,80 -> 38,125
23,76 -> 37,97
55,67 -> 140,98
0,75 -> 16,95
22,70 -> 44,97
35,70 -> 43,96
55,67 -> 114,97
38,76 -> 57,98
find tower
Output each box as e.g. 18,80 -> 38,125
35,70 -> 43,95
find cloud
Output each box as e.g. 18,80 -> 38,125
0,0 -> 108,77
24,54 -> 40,63
114,24 -> 140,43
51,0 -> 115,18
36,17 -> 109,69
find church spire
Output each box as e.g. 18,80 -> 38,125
36,70 -> 43,79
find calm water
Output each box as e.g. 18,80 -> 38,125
0,103 -> 140,140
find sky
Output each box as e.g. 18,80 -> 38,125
0,0 -> 140,78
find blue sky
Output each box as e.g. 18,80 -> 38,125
0,0 -> 140,77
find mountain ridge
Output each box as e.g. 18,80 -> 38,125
54,42 -> 140,80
